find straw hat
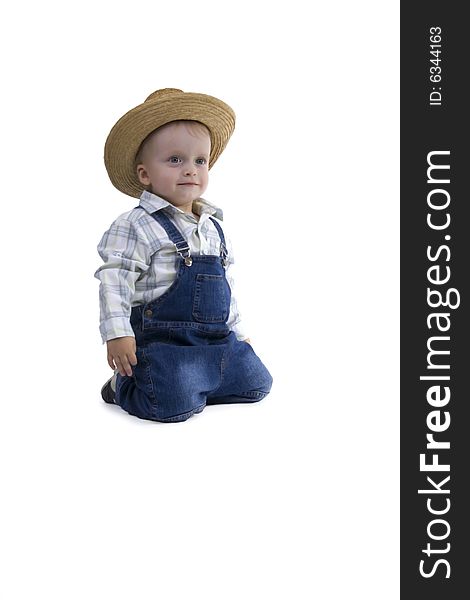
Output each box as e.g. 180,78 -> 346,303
104,88 -> 236,198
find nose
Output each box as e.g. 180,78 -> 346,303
184,162 -> 197,176
184,164 -> 196,175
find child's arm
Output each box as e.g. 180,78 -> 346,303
223,233 -> 251,344
94,216 -> 152,349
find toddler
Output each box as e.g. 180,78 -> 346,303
94,88 -> 273,423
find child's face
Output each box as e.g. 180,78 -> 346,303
136,122 -> 211,213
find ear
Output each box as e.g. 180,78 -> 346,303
136,164 -> 150,186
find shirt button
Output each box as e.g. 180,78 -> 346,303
144,309 -> 153,317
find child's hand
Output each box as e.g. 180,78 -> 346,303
107,336 -> 137,377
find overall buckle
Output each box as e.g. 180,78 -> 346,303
220,243 -> 228,267
174,241 -> 192,266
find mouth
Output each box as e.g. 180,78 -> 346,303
178,183 -> 198,186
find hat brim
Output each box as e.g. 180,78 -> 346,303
104,91 -> 235,198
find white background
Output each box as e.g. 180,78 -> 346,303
0,1 -> 399,598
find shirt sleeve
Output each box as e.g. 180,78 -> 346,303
93,217 -> 152,344
223,234 -> 249,341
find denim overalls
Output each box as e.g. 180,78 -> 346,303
115,207 -> 273,423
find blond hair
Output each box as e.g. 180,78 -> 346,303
134,120 -> 211,171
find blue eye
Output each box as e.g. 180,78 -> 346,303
168,156 -> 207,165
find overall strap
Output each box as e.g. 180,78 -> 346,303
133,205 -> 192,265
133,205 -> 228,266
209,217 -> 228,266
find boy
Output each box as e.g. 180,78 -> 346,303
94,88 -> 273,423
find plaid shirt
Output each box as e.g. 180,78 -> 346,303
94,190 -> 246,344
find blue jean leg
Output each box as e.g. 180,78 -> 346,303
206,338 -> 273,405
115,341 -> 226,422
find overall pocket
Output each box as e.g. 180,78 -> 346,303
192,274 -> 230,323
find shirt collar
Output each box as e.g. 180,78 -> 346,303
138,189 -> 224,221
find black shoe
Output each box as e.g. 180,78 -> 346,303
101,376 -> 116,404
